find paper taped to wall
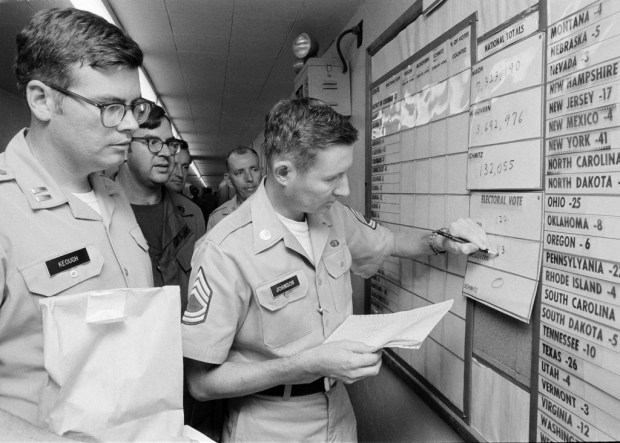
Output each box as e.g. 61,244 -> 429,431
324,299 -> 453,349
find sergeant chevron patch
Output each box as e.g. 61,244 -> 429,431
347,206 -> 377,230
182,267 -> 212,325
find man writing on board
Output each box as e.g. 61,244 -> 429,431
182,97 -> 491,441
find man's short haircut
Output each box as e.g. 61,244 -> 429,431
15,8 -> 143,95
262,97 -> 358,174
225,146 -> 259,171
139,104 -> 170,130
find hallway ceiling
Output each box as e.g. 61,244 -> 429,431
0,0 -> 363,188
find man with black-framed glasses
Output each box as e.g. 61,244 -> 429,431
116,104 -> 205,314
115,104 -> 209,437
0,8 -> 154,440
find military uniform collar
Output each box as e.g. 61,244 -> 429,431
4,129 -> 119,213
250,178 -> 333,259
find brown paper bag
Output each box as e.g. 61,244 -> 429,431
38,286 -> 185,441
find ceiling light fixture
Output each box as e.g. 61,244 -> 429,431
292,32 -> 319,73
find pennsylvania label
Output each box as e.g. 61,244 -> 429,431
544,249 -> 620,284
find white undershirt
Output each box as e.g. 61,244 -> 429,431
276,212 -> 313,261
72,190 -> 102,216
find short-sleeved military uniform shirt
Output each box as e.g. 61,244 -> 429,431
0,130 -> 153,424
206,195 -> 240,232
182,180 -> 395,365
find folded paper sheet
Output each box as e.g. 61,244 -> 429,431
38,286 -> 188,441
324,299 -> 454,349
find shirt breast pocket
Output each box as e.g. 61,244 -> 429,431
18,244 -> 104,297
323,245 -> 352,313
254,270 -> 313,348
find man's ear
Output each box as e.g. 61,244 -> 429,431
272,159 -> 295,186
224,172 -> 232,187
26,80 -> 56,123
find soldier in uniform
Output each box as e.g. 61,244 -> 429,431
116,105 -> 205,313
0,8 -> 153,439
182,97 -> 491,441
206,146 -> 261,231
165,140 -> 192,194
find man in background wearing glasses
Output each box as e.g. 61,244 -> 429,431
116,104 -> 206,315
0,8 -> 154,440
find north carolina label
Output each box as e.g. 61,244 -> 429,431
45,247 -> 90,277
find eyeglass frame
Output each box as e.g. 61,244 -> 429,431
43,82 -> 153,128
131,136 -> 185,155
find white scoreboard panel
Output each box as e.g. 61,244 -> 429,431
464,11 -> 544,323
540,0 -> 620,440
369,17 -> 474,413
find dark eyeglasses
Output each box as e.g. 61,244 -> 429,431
44,82 -> 153,128
132,137 -> 185,155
